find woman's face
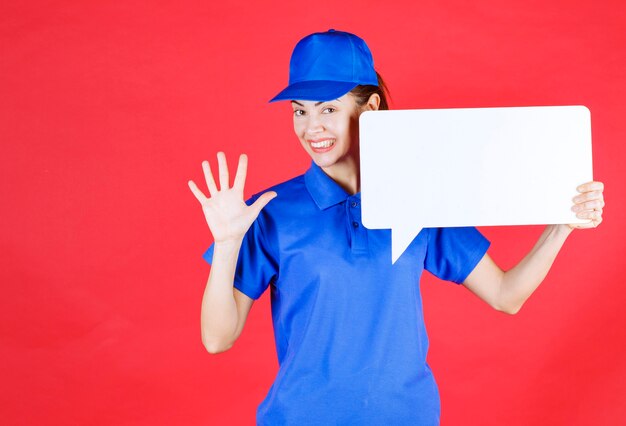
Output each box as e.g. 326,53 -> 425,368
291,93 -> 363,170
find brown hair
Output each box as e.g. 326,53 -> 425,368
349,71 -> 391,111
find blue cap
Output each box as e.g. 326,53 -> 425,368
269,29 -> 379,103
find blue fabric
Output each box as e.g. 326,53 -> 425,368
202,161 -> 491,425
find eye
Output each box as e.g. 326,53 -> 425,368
323,107 -> 336,113
293,109 -> 305,117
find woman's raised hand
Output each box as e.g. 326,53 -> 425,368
188,152 -> 277,244
568,181 -> 605,229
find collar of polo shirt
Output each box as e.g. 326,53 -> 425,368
304,161 -> 356,210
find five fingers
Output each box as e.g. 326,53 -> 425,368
189,152 -> 254,201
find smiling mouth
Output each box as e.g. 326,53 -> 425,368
310,139 -> 336,149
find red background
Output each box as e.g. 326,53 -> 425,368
2,1 -> 625,424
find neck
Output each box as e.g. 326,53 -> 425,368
321,154 -> 360,195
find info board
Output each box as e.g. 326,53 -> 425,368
359,105 -> 593,263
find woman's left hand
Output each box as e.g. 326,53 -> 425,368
568,181 -> 605,229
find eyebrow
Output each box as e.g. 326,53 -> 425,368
291,99 -> 341,107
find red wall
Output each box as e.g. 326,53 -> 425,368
2,1 -> 625,424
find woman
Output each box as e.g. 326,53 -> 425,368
188,29 -> 605,425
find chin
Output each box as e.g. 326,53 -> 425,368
309,156 -> 332,168
308,151 -> 343,169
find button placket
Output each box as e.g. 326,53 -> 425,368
346,196 -> 368,253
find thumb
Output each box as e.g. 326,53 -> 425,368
249,191 -> 278,215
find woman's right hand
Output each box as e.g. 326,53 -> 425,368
188,152 -> 277,245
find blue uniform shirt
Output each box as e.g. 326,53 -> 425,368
203,161 -> 491,425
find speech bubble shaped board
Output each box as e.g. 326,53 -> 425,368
359,105 -> 593,264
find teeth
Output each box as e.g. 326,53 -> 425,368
311,139 -> 335,148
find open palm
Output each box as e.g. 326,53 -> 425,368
188,152 -> 277,244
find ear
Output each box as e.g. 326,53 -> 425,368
366,93 -> 381,111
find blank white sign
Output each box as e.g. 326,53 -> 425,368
359,105 -> 593,263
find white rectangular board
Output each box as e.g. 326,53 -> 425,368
359,105 -> 593,263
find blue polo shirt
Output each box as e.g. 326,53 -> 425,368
203,161 -> 490,425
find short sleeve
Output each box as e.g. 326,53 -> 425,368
424,226 -> 491,284
202,194 -> 279,300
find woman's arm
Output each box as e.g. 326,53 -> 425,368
462,181 -> 605,314
200,240 -> 254,353
188,152 -> 276,353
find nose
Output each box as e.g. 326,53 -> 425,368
306,114 -> 324,135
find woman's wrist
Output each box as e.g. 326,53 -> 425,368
214,238 -> 244,253
548,223 -> 574,238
